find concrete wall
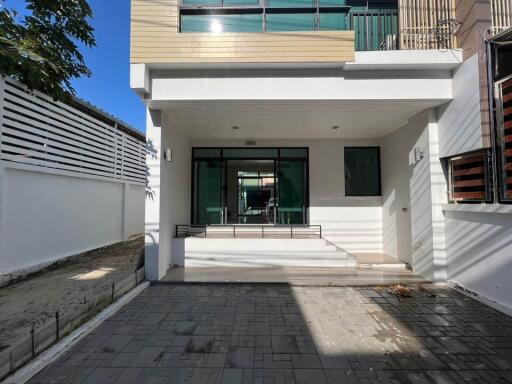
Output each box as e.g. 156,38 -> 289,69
381,109 -> 447,280
437,55 -> 484,157
162,113 -> 191,267
190,138 -> 383,254
0,165 -> 144,282
145,109 -> 191,279
444,208 -> 512,311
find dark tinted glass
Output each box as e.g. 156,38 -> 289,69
266,13 -> 316,31
344,147 -> 381,196
223,148 -> 278,158
181,14 -> 263,32
193,148 -> 222,158
279,148 -> 308,158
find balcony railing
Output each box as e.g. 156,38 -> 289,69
351,11 -> 399,51
492,0 -> 512,35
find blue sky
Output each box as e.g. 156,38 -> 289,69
4,0 -> 146,133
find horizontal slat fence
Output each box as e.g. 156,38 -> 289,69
492,0 -> 512,35
0,77 -> 145,185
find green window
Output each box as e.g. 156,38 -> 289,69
319,0 -> 346,5
279,148 -> 308,158
319,12 -> 348,30
224,0 -> 259,5
265,0 -> 315,7
266,13 -> 316,32
344,147 -> 381,196
223,148 -> 278,158
181,14 -> 263,32
193,148 -> 222,158
182,0 -> 221,5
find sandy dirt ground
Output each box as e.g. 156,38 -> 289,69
0,236 -> 143,352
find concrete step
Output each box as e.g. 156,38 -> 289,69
175,238 -> 358,268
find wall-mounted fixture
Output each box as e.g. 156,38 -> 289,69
164,148 -> 172,162
245,140 -> 256,146
332,125 -> 340,130
414,147 -> 424,162
232,126 -> 239,130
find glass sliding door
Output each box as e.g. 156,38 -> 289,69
191,147 -> 308,225
277,160 -> 307,224
193,160 -> 225,224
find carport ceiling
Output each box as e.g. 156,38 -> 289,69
161,99 -> 446,140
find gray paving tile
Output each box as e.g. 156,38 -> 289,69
25,284 -> 512,384
228,347 -> 255,368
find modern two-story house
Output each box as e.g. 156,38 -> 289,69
131,0 -> 512,311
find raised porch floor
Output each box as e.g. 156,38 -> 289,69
161,266 -> 427,286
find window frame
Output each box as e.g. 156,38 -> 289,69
344,146 -> 382,197
179,0 -> 351,32
495,74 -> 512,203
445,149 -> 494,204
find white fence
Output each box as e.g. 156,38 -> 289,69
0,77 -> 145,184
0,77 -> 145,283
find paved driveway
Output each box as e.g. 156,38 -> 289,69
29,284 -> 512,384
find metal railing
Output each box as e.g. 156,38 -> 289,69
175,224 -> 322,239
351,11 -> 399,51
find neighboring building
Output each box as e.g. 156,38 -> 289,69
0,76 -> 146,285
131,0 -> 512,310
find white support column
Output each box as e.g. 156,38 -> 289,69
144,108 -> 168,281
427,113 -> 447,282
409,110 -> 447,282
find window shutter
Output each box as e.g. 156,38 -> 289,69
496,76 -> 512,201
448,150 -> 492,203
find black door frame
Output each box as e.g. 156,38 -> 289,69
191,147 -> 310,225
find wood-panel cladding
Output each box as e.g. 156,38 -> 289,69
130,0 -> 354,64
399,0 -> 457,50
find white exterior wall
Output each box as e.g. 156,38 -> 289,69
381,110 -> 447,280
444,208 -> 512,311
437,55 -> 484,157
435,53 -> 512,311
190,138 -> 383,254
0,165 -> 144,281
145,110 -> 191,279
163,113 -> 191,267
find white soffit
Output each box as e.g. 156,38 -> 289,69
163,99 -> 446,140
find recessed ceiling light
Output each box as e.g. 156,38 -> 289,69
232,126 -> 239,130
332,125 -> 340,130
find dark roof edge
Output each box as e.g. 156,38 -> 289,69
66,96 -> 146,142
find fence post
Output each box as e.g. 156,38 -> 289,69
56,312 -> 60,340
111,283 -> 115,302
121,183 -> 129,241
9,350 -> 15,373
31,324 -> 35,357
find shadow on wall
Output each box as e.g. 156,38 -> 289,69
146,139 -> 158,200
445,210 -> 512,309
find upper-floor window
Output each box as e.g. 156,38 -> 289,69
180,0 -> 397,36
